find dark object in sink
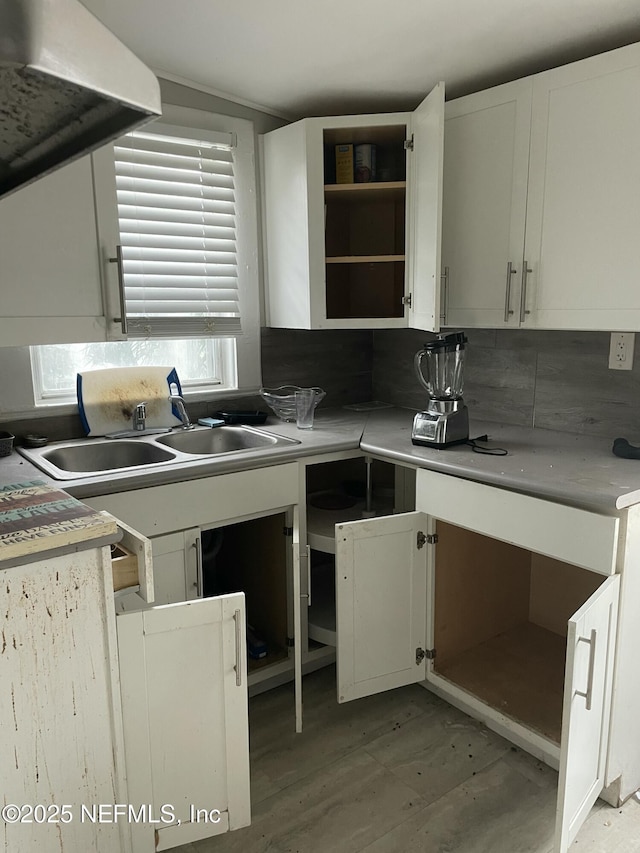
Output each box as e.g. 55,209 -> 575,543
612,437 -> 640,459
212,410 -> 268,425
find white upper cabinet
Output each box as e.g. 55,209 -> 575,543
262,83 -> 444,331
442,42 -> 640,331
525,44 -> 640,330
0,146 -> 123,347
441,78 -> 532,328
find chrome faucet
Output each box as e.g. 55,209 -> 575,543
132,401 -> 147,431
169,394 -> 194,430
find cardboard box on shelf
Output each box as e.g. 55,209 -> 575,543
335,144 -> 353,184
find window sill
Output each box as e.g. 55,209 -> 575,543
13,387 -> 261,422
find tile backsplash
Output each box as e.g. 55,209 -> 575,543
372,328 -> 640,441
261,328 -> 373,407
4,327 -> 640,444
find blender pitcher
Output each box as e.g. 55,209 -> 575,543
414,332 -> 467,400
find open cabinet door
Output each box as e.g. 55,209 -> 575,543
117,593 -> 250,852
408,81 -> 445,332
555,575 -> 619,853
336,512 -> 428,703
291,505 -> 304,733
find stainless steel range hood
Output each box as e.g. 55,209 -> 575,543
0,0 -> 162,199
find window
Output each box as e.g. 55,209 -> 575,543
115,125 -> 241,337
31,338 -> 236,404
28,106 -> 260,409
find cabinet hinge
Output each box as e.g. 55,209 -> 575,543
286,636 -> 295,648
404,135 -> 414,151
417,531 -> 438,549
401,294 -> 412,307
283,526 -> 293,536
416,647 -> 436,664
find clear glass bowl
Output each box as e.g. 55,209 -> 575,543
260,386 -> 325,422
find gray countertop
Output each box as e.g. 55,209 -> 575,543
360,409 -> 640,514
1,407 -> 639,515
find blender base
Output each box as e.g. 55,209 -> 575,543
411,407 -> 469,449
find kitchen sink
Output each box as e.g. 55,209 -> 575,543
18,426 -> 300,480
23,440 -> 178,479
156,425 -> 299,455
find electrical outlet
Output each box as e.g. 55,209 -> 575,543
608,332 -> 635,370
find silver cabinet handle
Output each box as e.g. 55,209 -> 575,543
192,539 -> 202,598
519,261 -> 532,323
440,266 -> 449,325
504,261 -> 517,322
576,629 -> 597,711
306,544 -> 311,607
108,244 -> 128,335
233,608 -> 242,687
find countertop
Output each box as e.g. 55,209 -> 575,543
1,407 -> 639,515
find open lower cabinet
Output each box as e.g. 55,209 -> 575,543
88,464 -> 304,850
113,509 -> 300,851
334,466 -> 620,853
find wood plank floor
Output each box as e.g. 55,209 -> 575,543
173,666 -> 640,853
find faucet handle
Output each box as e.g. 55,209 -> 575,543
133,401 -> 147,431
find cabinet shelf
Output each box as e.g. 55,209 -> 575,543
324,181 -> 406,201
326,255 -> 405,264
307,497 -> 394,554
436,621 -> 565,744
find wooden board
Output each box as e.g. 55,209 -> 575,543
529,553 -> 604,637
436,621 -> 566,744
0,480 -> 117,563
208,513 -> 289,656
326,261 -> 404,319
111,543 -> 139,591
434,521 -> 531,666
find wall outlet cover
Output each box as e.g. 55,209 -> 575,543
608,333 -> 635,371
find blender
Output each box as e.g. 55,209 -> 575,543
412,332 -> 469,448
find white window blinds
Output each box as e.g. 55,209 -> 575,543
113,127 -> 241,337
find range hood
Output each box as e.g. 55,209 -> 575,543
0,0 -> 162,199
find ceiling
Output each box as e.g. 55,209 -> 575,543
81,0 -> 640,119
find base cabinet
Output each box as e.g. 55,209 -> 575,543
333,467 -> 621,853
0,546 -> 131,853
116,593 -> 250,852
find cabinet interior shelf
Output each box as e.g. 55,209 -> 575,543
307,497 -> 394,554
325,255 -> 405,265
436,621 -> 564,745
324,181 -> 406,201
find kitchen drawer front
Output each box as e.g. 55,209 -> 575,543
101,512 -> 154,601
416,469 -> 618,575
88,463 -> 300,538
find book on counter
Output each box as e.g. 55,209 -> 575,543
0,480 -> 117,562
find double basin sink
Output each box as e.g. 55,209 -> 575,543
19,426 -> 300,481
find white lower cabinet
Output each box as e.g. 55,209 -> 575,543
116,593 -> 250,852
88,464 -> 303,846
114,529 -> 199,612
334,467 -> 621,853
